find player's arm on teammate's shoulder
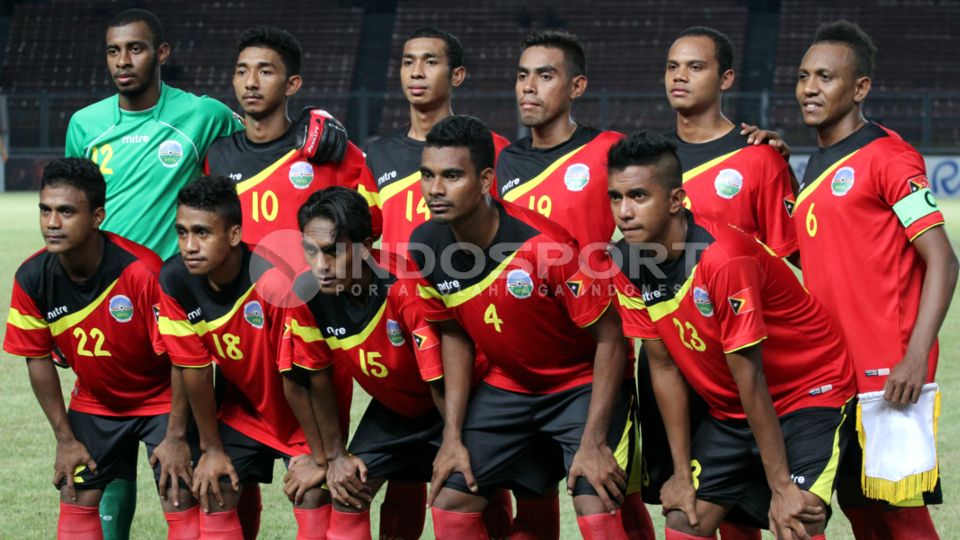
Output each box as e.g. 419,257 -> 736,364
644,339 -> 698,527
739,123 -> 791,159
429,318 -> 478,504
886,225 -> 959,404
25,355 -> 98,502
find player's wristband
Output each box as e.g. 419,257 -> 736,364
893,187 -> 939,228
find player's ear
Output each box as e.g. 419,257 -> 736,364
285,74 -> 303,97
570,74 -> 588,100
853,75 -> 871,105
156,42 -> 171,66
92,206 -> 106,228
362,237 -> 374,251
479,167 -> 495,196
669,187 -> 687,215
451,66 -> 466,88
228,224 -> 243,247
720,68 -> 735,91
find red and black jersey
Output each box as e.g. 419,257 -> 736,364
794,123 -> 945,392
157,245 -> 307,454
4,232 -> 170,417
410,200 -> 615,395
282,250 -> 468,418
496,126 -> 623,249
666,127 -> 797,257
204,122 -> 381,255
366,130 -> 510,252
611,212 -> 855,420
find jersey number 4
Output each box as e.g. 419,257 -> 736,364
405,191 -> 430,222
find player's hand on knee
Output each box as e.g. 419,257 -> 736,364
296,108 -> 348,165
884,353 -> 928,404
192,448 -> 239,512
740,123 -> 791,158
328,454 -> 371,509
566,443 -> 626,513
768,483 -> 817,540
54,438 -> 97,502
283,454 -> 329,506
659,473 -> 700,529
150,435 -> 194,508
429,439 -> 476,506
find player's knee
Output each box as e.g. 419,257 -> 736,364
665,509 -> 700,535
59,487 -> 102,507
800,491 -> 828,535
571,494 -> 618,517
294,486 -> 331,509
432,487 -> 487,513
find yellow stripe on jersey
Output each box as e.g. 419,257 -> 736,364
357,183 -> 382,208
616,291 -> 647,311
160,285 -> 258,338
235,149 -> 298,194
379,171 -> 421,204
158,316 -> 195,337
502,144 -> 588,202
49,279 -> 119,336
681,149 -> 742,184
7,307 -> 48,331
646,266 -> 697,323
288,301 -> 388,351
422,252 -> 521,309
795,150 -> 861,207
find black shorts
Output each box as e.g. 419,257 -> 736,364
219,422 -> 292,484
444,381 -> 637,498
836,399 -> 943,509
66,410 -> 200,491
348,399 -> 443,482
691,401 -> 855,527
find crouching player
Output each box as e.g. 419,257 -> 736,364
156,176 -> 347,538
4,158 -> 199,539
605,133 -> 856,539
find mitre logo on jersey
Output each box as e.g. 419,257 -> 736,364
714,169 -> 744,199
158,140 -> 183,167
564,163 -> 590,192
693,287 -> 714,317
243,301 -> 265,329
831,167 -> 855,196
289,161 -> 315,189
506,269 -> 534,299
108,295 -> 134,323
386,319 -> 405,346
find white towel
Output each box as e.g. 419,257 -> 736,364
857,382 -> 940,503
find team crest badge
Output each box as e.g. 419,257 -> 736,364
108,295 -> 134,323
386,319 -> 405,346
506,269 -> 534,299
564,163 -> 590,192
243,301 -> 265,329
831,167 -> 855,196
714,169 -> 743,199
289,161 -> 315,189
693,287 -> 714,317
158,140 -> 184,167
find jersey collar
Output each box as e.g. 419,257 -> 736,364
111,82 -> 169,124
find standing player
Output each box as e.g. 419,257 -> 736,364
794,21 -> 958,538
4,158 -> 198,539
606,132 -> 856,540
157,176 -> 331,538
367,27 -> 509,254
414,115 -> 635,539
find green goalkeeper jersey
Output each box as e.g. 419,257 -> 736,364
66,83 -> 243,258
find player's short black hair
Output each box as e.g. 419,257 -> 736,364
675,26 -> 734,74
521,30 -> 587,77
407,26 -> 464,69
238,26 -> 302,77
607,131 -> 682,191
297,187 -> 372,243
108,8 -> 165,48
812,20 -> 877,78
177,176 -> 242,227
425,115 -> 495,173
41,158 -> 106,210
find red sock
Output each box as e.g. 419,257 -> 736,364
842,505 -> 892,540
199,510 -> 243,539
327,508 -> 371,540
236,485 -> 262,540
512,496 -> 560,540
293,505 -> 331,540
576,510 -> 628,540
718,521 -> 761,540
880,507 -> 939,540
812,536 -> 826,540
483,488 -> 514,538
665,528 -> 716,539
379,482 -> 426,539
431,507 -> 488,539
165,507 -> 200,539
58,502 -> 103,540
620,492 -> 655,540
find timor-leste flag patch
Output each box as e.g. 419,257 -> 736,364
412,325 -> 439,350
727,287 -> 757,316
566,267 -> 597,298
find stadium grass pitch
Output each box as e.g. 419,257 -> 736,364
0,191 -> 955,538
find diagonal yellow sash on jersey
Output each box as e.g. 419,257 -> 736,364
379,171 -> 421,204
48,279 -> 120,336
287,300 -> 388,351
795,150 -> 861,207
681,149 -> 743,184
502,144 -> 588,202
235,150 -> 298,194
